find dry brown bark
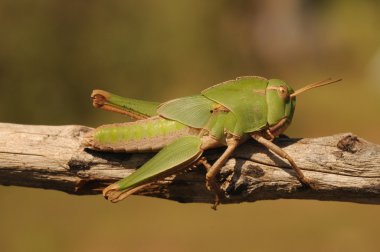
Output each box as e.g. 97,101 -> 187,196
0,122 -> 379,205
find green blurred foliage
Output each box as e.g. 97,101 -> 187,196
0,0 -> 380,252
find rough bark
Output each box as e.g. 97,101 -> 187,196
0,122 -> 379,205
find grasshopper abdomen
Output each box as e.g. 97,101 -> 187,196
84,116 -> 199,152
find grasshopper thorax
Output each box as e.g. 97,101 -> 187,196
266,79 -> 296,136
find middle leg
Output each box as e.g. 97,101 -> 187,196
205,137 -> 239,209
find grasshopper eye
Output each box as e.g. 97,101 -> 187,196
278,86 -> 289,100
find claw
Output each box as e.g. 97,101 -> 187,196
301,177 -> 318,190
205,178 -> 222,210
211,194 -> 220,211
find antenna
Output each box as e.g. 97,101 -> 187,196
290,78 -> 342,97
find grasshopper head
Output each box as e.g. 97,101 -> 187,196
266,79 -> 296,128
266,78 -> 342,135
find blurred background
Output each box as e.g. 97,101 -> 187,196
1,0 -> 380,251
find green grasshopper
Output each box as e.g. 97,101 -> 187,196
83,76 -> 341,209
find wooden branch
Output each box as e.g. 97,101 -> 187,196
0,122 -> 379,206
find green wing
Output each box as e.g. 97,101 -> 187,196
92,89 -> 159,119
157,95 -> 216,128
201,76 -> 269,134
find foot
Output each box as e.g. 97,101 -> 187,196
300,177 -> 318,190
211,194 -> 220,211
205,178 -> 223,210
